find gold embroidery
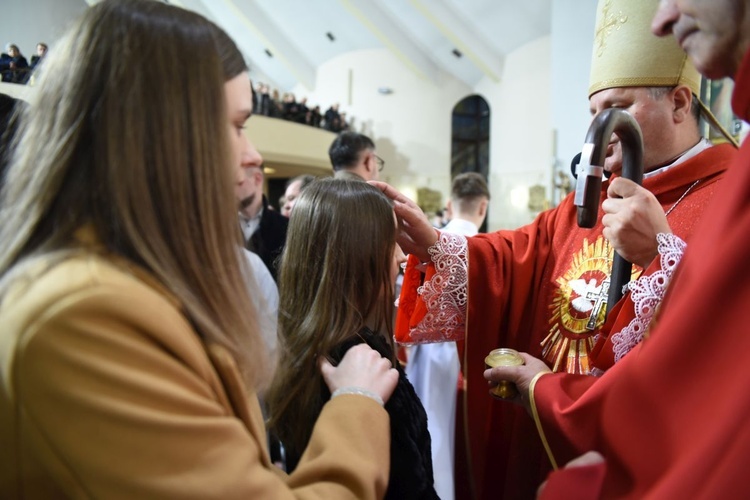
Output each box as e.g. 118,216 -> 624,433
529,372 -> 558,470
550,237 -> 612,335
595,0 -> 628,57
542,235 -> 640,374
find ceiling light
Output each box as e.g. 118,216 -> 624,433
326,32 -> 335,41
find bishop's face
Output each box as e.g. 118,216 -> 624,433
588,86 -> 678,174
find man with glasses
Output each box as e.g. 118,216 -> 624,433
328,131 -> 383,181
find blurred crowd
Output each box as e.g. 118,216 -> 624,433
252,81 -> 351,132
1,41 -> 352,133
1,42 -> 47,84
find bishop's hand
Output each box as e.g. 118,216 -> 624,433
483,352 -> 551,414
601,177 -> 671,269
369,181 -> 438,262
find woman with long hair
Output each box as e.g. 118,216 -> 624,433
267,178 -> 438,499
0,1 -> 396,498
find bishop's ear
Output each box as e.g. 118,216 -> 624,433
671,85 -> 693,124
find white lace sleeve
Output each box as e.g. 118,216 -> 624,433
610,233 -> 686,362
409,232 -> 469,343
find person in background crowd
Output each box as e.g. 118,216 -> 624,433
29,42 -> 47,70
324,103 -> 340,131
329,131 -> 382,182
281,174 -> 315,217
2,44 -> 29,83
237,161 -> 289,281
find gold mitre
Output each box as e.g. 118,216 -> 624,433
588,0 -> 701,97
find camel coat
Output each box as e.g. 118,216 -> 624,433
0,249 -> 390,499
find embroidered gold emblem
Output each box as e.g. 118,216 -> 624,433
595,0 -> 628,57
542,235 -> 641,373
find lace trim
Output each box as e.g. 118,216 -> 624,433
411,232 -> 468,343
611,233 -> 686,362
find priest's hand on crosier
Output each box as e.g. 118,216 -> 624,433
483,353 -> 551,413
369,181 -> 438,263
601,177 -> 672,269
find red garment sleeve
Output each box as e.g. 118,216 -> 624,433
531,371 -> 614,467
395,254 -> 439,345
538,462 -> 606,500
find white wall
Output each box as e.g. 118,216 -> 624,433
3,0 -> 86,57
293,48 -> 472,204
288,4 -> 601,232
476,36 -> 553,231
295,38 -> 559,231
550,0 -> 599,203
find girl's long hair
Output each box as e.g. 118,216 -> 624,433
0,0 -> 268,387
266,178 -> 396,459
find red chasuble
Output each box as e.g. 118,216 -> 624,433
537,48 -> 750,498
397,144 -> 732,499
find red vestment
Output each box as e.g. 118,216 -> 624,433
397,144 -> 732,498
538,47 -> 750,498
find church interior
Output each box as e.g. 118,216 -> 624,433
2,1 -> 748,499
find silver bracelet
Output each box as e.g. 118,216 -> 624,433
330,386 -> 384,406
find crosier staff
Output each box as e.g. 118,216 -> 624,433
574,108 -> 644,315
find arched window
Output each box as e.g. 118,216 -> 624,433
451,95 -> 490,178
451,94 -> 490,231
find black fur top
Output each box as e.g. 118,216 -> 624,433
329,328 -> 438,500
286,327 -> 438,499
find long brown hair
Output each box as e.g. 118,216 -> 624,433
0,0 -> 268,386
266,178 -> 396,458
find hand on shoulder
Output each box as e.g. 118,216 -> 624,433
320,343 -> 399,404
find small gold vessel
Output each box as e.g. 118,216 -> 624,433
484,348 -> 524,399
